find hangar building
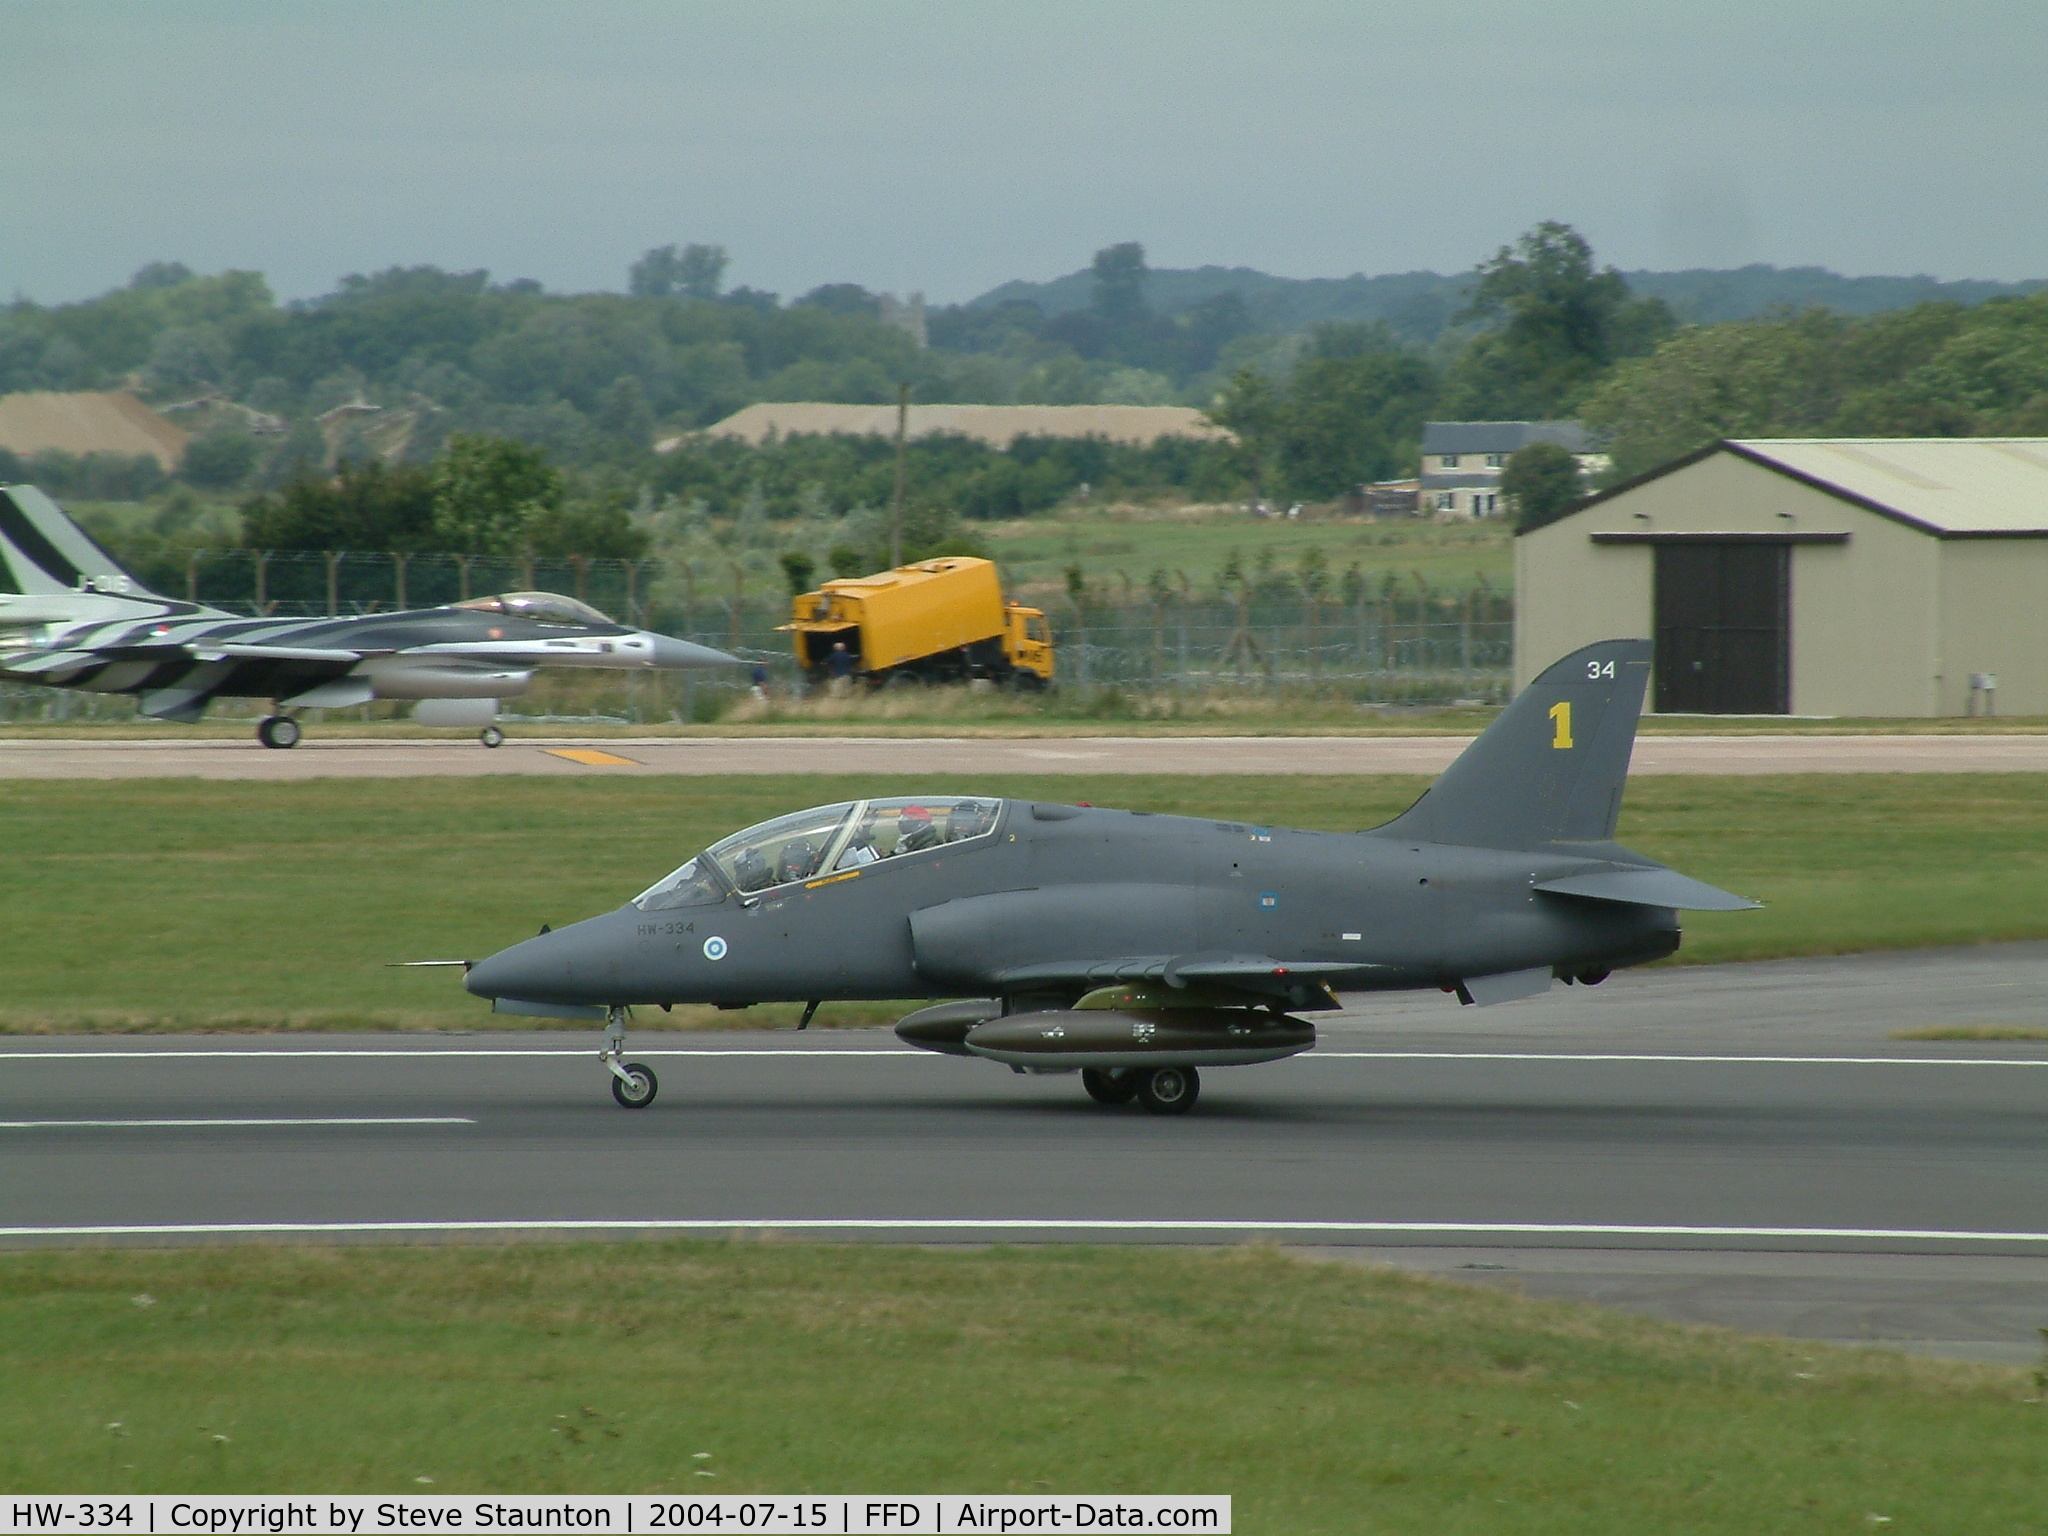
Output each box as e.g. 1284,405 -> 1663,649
1515,438 -> 2048,716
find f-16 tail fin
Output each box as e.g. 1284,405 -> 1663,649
0,485 -> 157,597
1373,639 -> 1652,851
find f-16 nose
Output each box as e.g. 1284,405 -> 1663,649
643,633 -> 739,669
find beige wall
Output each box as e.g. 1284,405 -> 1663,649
1515,450 -> 1950,714
1515,528 -> 1650,689
1937,540 -> 2048,715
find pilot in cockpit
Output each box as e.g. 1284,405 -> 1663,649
731,845 -> 775,893
775,838 -> 823,884
897,804 -> 942,853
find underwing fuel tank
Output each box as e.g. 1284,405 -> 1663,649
961,1008 -> 1316,1069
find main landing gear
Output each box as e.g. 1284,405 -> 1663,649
600,1006 -> 658,1108
255,713 -> 302,749
1082,1065 -> 1200,1116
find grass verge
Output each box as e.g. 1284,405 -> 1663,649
1891,1025 -> 2048,1041
1,1241 -> 2040,1529
6,774 -> 2048,1030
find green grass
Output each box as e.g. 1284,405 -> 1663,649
987,505 -> 1513,597
5,774 -> 2048,1030
1,1242 -> 2039,1528
1891,1025 -> 2048,1041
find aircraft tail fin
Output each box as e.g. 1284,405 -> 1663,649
1372,638 -> 1652,851
0,485 -> 158,597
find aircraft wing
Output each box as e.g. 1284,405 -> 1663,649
992,953 -> 1375,1008
1534,866 -> 1760,911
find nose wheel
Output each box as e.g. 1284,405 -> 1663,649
600,1007 -> 657,1108
610,1061 -> 658,1108
256,714 -> 301,749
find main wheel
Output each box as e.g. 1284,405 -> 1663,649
256,716 -> 301,749
1082,1067 -> 1139,1105
610,1061 -> 658,1108
479,726 -> 506,748
1137,1065 -> 1200,1116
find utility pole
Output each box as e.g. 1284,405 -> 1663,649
890,382 -> 909,567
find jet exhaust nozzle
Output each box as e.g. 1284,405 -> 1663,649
961,1008 -> 1315,1069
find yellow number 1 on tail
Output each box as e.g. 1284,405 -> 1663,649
1549,700 -> 1573,749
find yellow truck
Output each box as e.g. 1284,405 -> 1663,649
781,556 -> 1054,689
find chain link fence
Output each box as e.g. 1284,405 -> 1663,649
2,548 -> 1512,722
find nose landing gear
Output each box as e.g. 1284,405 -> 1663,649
600,1006 -> 658,1108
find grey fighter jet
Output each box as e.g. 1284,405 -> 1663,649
455,637 -> 1758,1114
0,485 -> 734,745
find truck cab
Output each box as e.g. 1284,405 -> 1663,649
1004,603 -> 1054,687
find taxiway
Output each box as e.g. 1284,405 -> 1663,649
5,732 -> 2048,778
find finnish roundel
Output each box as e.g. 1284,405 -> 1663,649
702,935 -> 728,961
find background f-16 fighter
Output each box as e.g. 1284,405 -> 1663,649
446,637 -> 1758,1114
0,484 -> 735,746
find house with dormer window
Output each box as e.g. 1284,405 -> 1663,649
1420,421 -> 1606,517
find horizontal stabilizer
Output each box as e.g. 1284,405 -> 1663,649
1535,867 -> 1760,911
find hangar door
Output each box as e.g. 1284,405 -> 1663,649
1653,542 -> 1789,714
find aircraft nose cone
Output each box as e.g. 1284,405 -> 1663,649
465,934 -> 571,1001
644,633 -> 739,669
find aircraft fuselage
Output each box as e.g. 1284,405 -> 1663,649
463,800 -> 1679,1011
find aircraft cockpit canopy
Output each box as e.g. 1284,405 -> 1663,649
633,795 -> 1006,910
454,592 -> 615,626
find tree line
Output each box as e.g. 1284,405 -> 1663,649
9,224 -> 2048,541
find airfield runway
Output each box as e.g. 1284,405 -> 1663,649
6,731 -> 2048,777
5,944 -> 2045,1364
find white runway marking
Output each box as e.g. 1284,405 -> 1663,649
1,1218 -> 2046,1244
0,1117 -> 475,1128
3,1047 -> 2046,1067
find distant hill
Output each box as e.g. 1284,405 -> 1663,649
969,263 -> 2046,340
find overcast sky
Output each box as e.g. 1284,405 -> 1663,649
6,0 -> 2045,306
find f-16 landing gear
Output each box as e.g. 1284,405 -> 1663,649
256,714 -> 301,749
600,1006 -> 658,1108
